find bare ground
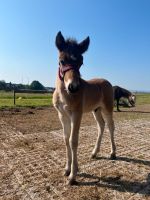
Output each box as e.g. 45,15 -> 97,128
0,105 -> 150,200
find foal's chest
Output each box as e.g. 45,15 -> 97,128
53,91 -> 71,114
54,90 -> 81,114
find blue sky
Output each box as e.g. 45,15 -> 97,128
0,0 -> 150,91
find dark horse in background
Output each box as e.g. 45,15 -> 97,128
113,86 -> 136,112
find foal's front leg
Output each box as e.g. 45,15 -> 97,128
58,112 -> 71,176
69,112 -> 82,185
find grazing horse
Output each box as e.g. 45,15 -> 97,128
113,86 -> 136,112
53,32 -> 116,185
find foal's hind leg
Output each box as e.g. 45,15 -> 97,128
103,111 -> 116,159
58,112 -> 72,176
91,108 -> 105,158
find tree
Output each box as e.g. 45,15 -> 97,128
0,80 -> 6,90
29,80 -> 46,90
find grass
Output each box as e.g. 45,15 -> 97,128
0,91 -> 52,108
135,93 -> 150,105
0,91 -> 150,108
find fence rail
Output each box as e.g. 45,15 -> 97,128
13,89 -> 54,105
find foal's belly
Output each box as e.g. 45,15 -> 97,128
82,102 -> 102,113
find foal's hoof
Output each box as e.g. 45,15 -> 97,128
68,179 -> 78,186
110,154 -> 116,160
64,170 -> 70,176
91,154 -> 97,159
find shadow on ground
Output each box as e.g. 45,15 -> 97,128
114,110 -> 150,114
76,156 -> 150,196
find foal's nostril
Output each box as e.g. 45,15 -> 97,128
68,84 -> 73,92
68,83 -> 79,93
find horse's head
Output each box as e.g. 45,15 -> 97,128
129,94 -> 136,107
55,31 -> 90,94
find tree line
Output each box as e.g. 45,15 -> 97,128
0,80 -> 47,91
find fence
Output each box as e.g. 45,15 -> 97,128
13,89 -> 54,105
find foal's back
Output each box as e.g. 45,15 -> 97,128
81,78 -> 114,113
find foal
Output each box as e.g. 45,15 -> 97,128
53,32 -> 116,185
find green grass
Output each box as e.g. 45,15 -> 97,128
0,91 -> 52,108
135,93 -> 150,105
0,91 -> 150,108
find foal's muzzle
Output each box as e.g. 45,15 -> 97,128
68,83 -> 79,93
58,63 -> 80,94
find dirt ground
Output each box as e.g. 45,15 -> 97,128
0,105 -> 150,200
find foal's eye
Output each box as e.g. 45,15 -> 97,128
60,60 -> 65,65
70,55 -> 77,61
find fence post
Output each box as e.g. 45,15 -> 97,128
13,90 -> 16,105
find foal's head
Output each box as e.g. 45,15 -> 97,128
56,31 -> 90,94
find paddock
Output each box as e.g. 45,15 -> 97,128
0,105 -> 150,199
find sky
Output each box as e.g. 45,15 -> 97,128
0,0 -> 150,91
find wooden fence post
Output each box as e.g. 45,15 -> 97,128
13,90 -> 16,105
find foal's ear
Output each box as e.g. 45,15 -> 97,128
78,36 -> 90,54
55,31 -> 66,51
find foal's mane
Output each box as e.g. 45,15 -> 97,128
65,38 -> 78,50
66,38 -> 77,45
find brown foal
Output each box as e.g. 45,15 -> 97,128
53,32 -> 116,185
